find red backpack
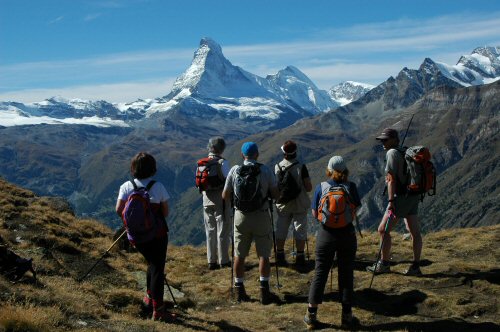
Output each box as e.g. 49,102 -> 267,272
195,157 -> 225,192
403,146 -> 437,200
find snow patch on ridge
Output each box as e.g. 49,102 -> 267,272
0,109 -> 129,128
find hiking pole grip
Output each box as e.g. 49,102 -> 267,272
79,229 -> 127,282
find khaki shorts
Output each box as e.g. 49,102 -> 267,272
387,195 -> 420,218
276,211 -> 308,241
234,209 -> 272,258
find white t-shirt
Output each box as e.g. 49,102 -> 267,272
117,177 -> 170,203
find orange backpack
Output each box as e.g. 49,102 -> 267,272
317,182 -> 356,228
403,146 -> 436,200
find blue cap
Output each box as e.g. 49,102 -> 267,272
241,142 -> 259,157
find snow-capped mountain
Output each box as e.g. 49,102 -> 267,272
147,37 -> 338,121
0,38 -> 338,128
1,42 -> 499,129
267,65 -> 337,113
0,97 -> 131,127
436,46 -> 500,86
329,81 -> 375,106
352,46 -> 500,114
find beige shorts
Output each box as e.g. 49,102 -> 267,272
275,211 -> 308,241
234,209 -> 272,258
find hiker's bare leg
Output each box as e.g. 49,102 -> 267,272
259,256 -> 271,278
404,215 -> 422,262
378,212 -> 394,261
234,256 -> 245,278
296,239 -> 305,252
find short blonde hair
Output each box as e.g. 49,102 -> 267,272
326,168 -> 349,183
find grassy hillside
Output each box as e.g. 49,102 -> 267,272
0,178 -> 499,331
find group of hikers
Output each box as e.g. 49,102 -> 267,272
115,127 -> 431,329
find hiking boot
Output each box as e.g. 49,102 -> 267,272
260,285 -> 280,305
341,310 -> 359,330
366,260 -> 390,274
295,254 -> 307,272
143,295 -> 153,309
235,283 -> 250,303
276,251 -> 288,267
304,310 -> 319,330
219,262 -> 231,268
152,304 -> 176,322
208,263 -> 219,270
403,263 -> 422,276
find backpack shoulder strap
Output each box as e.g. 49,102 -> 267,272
280,161 -> 299,172
320,181 -> 331,195
146,180 -> 156,191
130,180 -> 139,190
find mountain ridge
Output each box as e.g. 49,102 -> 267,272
0,43 -> 499,246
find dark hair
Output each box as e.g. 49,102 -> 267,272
284,152 -> 297,160
130,152 -> 157,179
282,140 -> 297,160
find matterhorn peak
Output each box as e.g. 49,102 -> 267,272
199,37 -> 223,54
169,37 -> 232,97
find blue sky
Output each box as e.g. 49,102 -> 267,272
1,0 -> 499,103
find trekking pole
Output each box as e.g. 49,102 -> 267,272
230,202 -> 235,298
305,224 -> 310,261
268,198 -> 282,289
369,210 -> 396,289
330,266 -> 333,293
79,229 -> 127,282
354,215 -> 363,238
291,233 -> 296,258
400,114 -> 414,148
164,275 -> 179,308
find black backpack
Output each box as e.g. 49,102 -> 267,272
233,164 -> 265,212
276,162 -> 302,204
0,245 -> 36,282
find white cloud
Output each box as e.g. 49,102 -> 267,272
48,16 -> 64,24
300,62 -> 413,89
3,11 -> 500,102
84,13 -> 102,22
0,79 -> 176,103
